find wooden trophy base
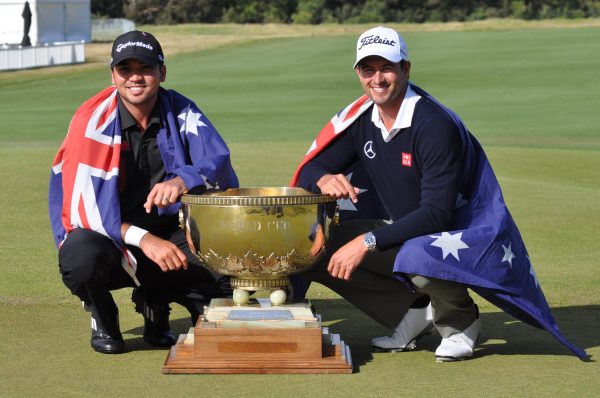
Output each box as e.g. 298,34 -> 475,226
162,298 -> 352,374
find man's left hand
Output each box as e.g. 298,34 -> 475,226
144,176 -> 188,213
139,233 -> 188,272
327,234 -> 369,280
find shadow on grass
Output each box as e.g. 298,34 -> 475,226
306,299 -> 598,365
120,336 -> 175,353
123,317 -> 196,353
124,299 -> 597,367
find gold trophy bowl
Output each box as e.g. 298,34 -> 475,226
180,187 -> 336,305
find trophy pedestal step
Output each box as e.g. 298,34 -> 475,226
162,299 -> 352,374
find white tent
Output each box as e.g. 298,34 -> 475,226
0,0 -> 90,46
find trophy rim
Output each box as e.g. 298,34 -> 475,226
182,187 -> 335,207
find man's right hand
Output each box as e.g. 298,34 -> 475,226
316,173 -> 361,203
139,233 -> 188,272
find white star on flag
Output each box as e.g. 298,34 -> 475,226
454,192 -> 468,210
429,232 -> 469,261
337,172 -> 367,212
527,256 -> 539,289
502,242 -> 516,268
178,108 -> 206,136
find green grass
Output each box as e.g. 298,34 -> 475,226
1,22 -> 599,397
2,26 -> 599,149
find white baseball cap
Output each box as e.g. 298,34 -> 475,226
353,26 -> 408,69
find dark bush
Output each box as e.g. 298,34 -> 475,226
92,0 -> 600,24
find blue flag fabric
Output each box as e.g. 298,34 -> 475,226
291,83 -> 586,360
49,86 -> 238,283
337,162 -> 387,223
393,85 -> 587,360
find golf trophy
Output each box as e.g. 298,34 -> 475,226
162,187 -> 352,374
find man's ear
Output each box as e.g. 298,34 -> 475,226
160,65 -> 167,82
403,61 -> 411,80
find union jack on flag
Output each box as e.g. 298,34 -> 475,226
49,86 -> 238,283
291,83 -> 587,360
290,94 -> 371,186
48,87 -> 134,277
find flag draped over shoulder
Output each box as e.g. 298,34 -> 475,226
49,86 -> 238,283
290,94 -> 372,187
291,84 -> 587,360
49,87 -> 131,276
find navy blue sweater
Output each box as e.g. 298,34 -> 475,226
298,97 -> 464,251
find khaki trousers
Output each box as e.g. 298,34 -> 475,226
409,274 -> 477,338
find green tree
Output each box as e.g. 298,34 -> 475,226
223,0 -> 295,23
160,0 -> 224,23
92,0 -> 125,18
347,0 -> 387,23
292,0 -> 326,24
124,0 -> 167,24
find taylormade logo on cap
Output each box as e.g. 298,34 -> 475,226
353,26 -> 408,69
115,41 -> 154,53
110,30 -> 164,67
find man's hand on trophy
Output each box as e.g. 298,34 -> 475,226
144,176 -> 188,213
316,173 -> 361,203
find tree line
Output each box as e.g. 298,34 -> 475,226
93,0 -> 600,25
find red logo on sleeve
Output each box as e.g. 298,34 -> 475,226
401,152 -> 412,167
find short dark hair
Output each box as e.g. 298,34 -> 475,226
356,58 -> 408,70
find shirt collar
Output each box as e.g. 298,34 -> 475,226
117,95 -> 161,131
371,84 -> 421,142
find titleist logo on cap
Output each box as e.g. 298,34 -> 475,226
115,41 -> 153,53
358,35 -> 396,50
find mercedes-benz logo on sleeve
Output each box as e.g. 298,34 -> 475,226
363,141 -> 376,159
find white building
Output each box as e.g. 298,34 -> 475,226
0,0 -> 90,70
0,0 -> 91,45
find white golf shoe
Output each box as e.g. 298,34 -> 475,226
372,304 -> 434,352
435,316 -> 481,362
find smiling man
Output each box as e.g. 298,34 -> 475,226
293,26 -> 481,362
49,31 -> 238,354
291,25 -> 587,362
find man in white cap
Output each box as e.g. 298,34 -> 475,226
292,26 -> 480,361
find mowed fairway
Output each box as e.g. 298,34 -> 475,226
0,22 -> 598,397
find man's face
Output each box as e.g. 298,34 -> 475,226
111,59 -> 166,109
356,56 -> 410,109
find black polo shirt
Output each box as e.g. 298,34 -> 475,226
118,96 -> 178,234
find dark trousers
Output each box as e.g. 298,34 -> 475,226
302,220 -> 422,329
58,228 -> 231,333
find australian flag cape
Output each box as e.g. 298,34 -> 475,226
49,86 -> 238,284
290,83 -> 587,360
